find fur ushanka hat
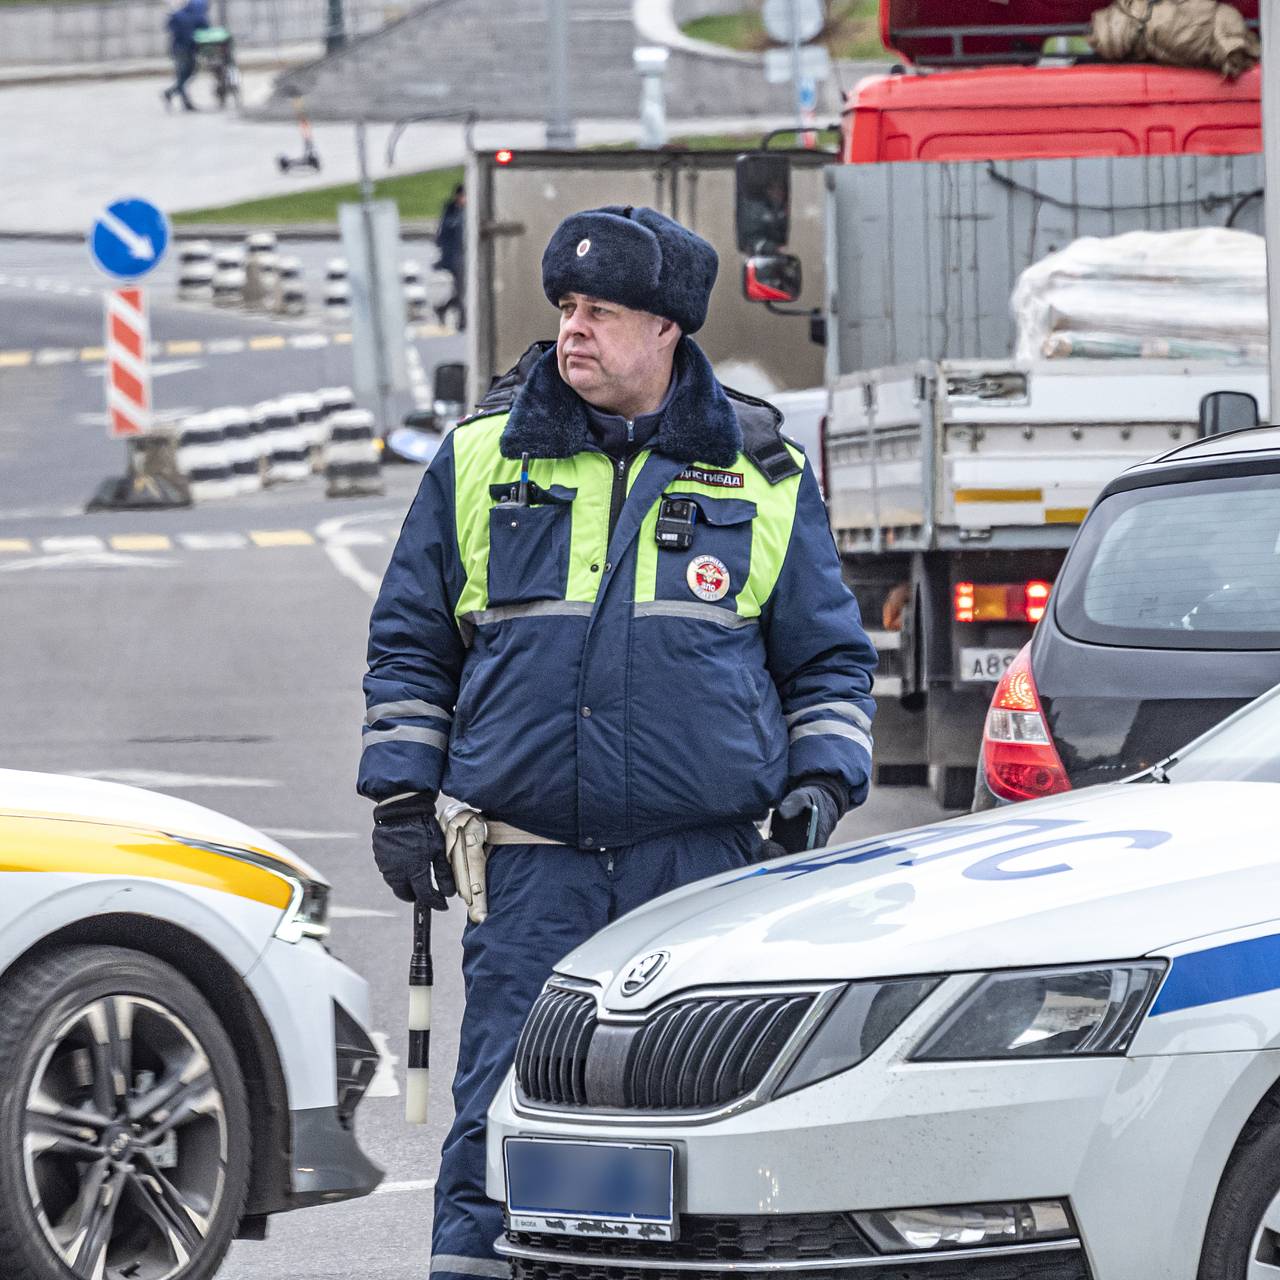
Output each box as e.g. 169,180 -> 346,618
541,205 -> 719,334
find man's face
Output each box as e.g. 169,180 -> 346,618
556,292 -> 675,413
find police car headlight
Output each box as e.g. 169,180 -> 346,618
912,962 -> 1165,1060
774,976 -> 942,1096
274,876 -> 331,943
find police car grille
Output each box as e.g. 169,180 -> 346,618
515,988 -> 597,1107
507,1211 -> 873,1263
515,989 -> 814,1111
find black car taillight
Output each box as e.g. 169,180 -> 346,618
334,1001 -> 379,1128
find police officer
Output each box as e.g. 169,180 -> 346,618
359,206 -> 877,1280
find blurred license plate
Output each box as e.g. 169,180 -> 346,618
959,647 -> 1018,683
504,1137 -> 676,1241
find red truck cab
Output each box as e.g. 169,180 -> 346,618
845,0 -> 1260,163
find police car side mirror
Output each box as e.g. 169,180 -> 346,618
735,153 -> 791,254
743,254 -> 802,305
1199,391 -> 1259,436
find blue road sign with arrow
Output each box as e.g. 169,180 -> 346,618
88,197 -> 170,280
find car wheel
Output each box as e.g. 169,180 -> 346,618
0,945 -> 250,1280
1199,1098 -> 1280,1279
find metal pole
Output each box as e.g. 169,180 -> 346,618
789,0 -> 802,134
325,0 -> 347,53
355,121 -> 395,442
546,0 -> 576,148
1264,3 -> 1280,422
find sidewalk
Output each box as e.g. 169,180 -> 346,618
0,65 -> 797,235
0,42 -> 318,87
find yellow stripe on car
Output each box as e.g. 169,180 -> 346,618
0,814 -> 297,908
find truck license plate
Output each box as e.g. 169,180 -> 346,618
505,1137 -> 676,1241
959,648 -> 1019,683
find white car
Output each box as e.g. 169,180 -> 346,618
0,769 -> 382,1280
488,687 -> 1280,1280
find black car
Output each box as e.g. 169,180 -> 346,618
974,419 -> 1280,809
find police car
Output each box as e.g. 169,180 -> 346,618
0,769 -> 382,1280
488,685 -> 1280,1280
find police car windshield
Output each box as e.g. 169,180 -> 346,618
1157,685 -> 1280,785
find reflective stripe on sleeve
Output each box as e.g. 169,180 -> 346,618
632,601 -> 758,628
784,701 -> 872,732
361,726 -> 449,752
365,699 -> 453,726
460,601 -> 594,627
788,720 -> 873,753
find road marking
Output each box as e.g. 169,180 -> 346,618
289,333 -> 330,349
70,769 -> 280,788
250,529 -> 315,547
0,351 -> 32,368
42,535 -> 105,553
317,513 -> 393,597
367,1032 -> 401,1098
0,551 -> 175,573
81,346 -> 106,361
109,534 -> 173,551
0,538 -> 33,553
35,348 -> 76,366
333,332 -> 354,345
329,904 -> 395,918
177,532 -> 250,550
249,335 -> 287,351
374,1179 -> 437,1196
165,340 -> 203,356
206,338 -> 245,355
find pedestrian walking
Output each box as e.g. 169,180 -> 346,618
359,205 -> 877,1280
162,0 -> 208,112
434,184 -> 466,328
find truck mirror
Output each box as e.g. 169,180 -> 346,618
735,153 -> 791,253
432,361 -> 468,421
403,409 -> 438,431
1199,391 -> 1259,436
743,254 -> 802,304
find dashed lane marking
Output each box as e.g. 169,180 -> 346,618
0,323 -> 451,370
178,531 -> 248,550
249,528 -> 316,547
0,539 -> 33,553
41,535 -> 105,553
109,534 -> 173,551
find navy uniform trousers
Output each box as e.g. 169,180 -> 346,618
430,823 -> 760,1280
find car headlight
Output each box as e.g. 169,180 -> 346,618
912,962 -> 1165,1061
275,876 -> 331,943
775,976 -> 942,1096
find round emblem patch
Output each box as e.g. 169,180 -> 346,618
687,554 -> 730,602
576,237 -> 591,257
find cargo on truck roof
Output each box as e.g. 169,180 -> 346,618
880,0 -> 1258,67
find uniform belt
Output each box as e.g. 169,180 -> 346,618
484,820 -> 560,845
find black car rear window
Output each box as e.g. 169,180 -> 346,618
1055,472 -> 1280,651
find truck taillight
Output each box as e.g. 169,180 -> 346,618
954,580 -> 1053,624
981,645 -> 1070,803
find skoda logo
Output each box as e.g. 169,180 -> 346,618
621,950 -> 669,996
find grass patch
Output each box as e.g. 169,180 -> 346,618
171,130 -> 812,226
683,0 -> 889,61
173,164 -> 465,225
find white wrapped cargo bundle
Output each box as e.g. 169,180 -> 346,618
1012,228 -> 1266,363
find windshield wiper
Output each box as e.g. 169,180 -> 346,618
1149,758 -> 1176,784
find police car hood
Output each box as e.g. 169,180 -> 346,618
558,783 -> 1280,1011
0,769 -> 322,883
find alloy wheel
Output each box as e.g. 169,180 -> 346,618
22,994 -> 227,1280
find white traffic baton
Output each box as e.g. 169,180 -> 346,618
405,900 -> 432,1124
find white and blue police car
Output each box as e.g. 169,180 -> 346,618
488,684 -> 1280,1280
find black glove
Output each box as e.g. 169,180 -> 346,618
372,796 -> 456,908
769,776 -> 847,855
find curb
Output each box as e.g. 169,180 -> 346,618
0,44 -> 316,87
0,220 -> 438,243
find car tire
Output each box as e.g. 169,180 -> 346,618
0,945 -> 251,1280
1198,1095 -> 1280,1279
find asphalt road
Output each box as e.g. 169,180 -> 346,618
0,270 -> 955,1279
0,460 -> 954,1280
